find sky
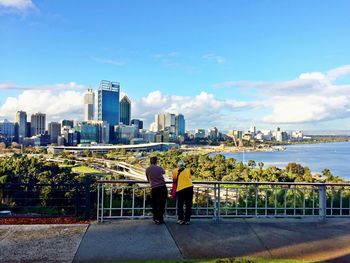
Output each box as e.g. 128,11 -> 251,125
1,0 -> 350,131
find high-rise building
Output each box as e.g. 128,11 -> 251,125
84,89 -> 95,121
155,113 -> 165,132
175,114 -> 185,136
31,113 -> 46,136
119,95 -> 131,125
131,119 -> 143,130
15,111 -> 27,143
0,119 -> 15,143
98,80 -> 120,126
48,122 -> 61,144
166,113 -> 176,134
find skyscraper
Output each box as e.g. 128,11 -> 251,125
98,80 -> 120,126
84,89 -> 95,121
48,122 -> 61,144
31,113 -> 46,136
119,95 -> 131,125
175,114 -> 185,136
155,113 -> 165,132
15,111 -> 27,143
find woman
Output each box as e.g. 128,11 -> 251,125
172,160 -> 193,225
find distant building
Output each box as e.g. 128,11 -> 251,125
98,80 -> 120,126
48,122 -> 61,144
61,120 -> 74,128
227,130 -> 242,140
115,124 -> 137,144
23,133 -> 50,147
31,113 -> 46,136
208,127 -> 218,140
119,95 -> 131,125
131,119 -> 143,130
194,129 -> 206,139
0,119 -> 15,143
155,113 -> 166,132
84,89 -> 95,121
98,80 -> 120,144
75,121 -> 110,144
61,130 -> 80,146
26,122 -> 31,137
175,114 -> 185,137
249,125 -> 256,136
15,111 -> 27,143
141,130 -> 156,143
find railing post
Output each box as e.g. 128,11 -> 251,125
319,184 -> 326,221
85,175 -> 91,220
213,183 -> 217,222
217,184 -> 221,222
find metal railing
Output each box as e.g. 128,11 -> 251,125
0,179 -> 91,218
96,180 -> 350,222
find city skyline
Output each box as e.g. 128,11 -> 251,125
1,1 -> 350,130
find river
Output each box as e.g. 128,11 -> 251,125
219,142 -> 350,179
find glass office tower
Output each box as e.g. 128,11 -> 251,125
119,95 -> 131,125
98,80 -> 120,126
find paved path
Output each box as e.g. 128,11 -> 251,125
2,219 -> 350,262
75,218 -> 350,262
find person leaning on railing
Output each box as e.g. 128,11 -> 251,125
145,156 -> 167,225
172,160 -> 193,225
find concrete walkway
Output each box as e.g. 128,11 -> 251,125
74,218 -> 350,262
2,219 -> 350,262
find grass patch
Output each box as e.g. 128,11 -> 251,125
72,165 -> 103,174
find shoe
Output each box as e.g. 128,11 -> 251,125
153,220 -> 161,224
177,220 -> 185,225
184,221 -> 190,225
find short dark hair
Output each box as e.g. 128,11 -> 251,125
150,156 -> 157,165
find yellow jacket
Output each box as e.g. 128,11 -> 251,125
172,168 -> 193,192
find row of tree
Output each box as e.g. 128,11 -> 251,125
148,148 -> 345,183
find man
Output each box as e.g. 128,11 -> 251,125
146,156 -> 167,224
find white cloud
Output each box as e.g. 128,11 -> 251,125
202,53 -> 226,64
326,65 -> 350,81
132,91 -> 255,130
0,0 -> 35,11
0,83 -> 87,122
213,65 -> 350,124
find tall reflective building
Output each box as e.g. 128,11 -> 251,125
84,89 -> 95,121
15,111 -> 27,143
175,114 -> 185,136
98,80 -> 120,126
119,95 -> 131,125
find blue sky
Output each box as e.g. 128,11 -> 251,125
1,0 -> 350,131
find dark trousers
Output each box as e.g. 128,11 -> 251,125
177,187 -> 193,222
151,185 -> 167,222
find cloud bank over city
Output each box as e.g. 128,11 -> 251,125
1,65 -> 350,130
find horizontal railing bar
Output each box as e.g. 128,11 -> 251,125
97,180 -> 350,187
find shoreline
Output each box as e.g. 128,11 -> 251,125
181,140 -> 350,155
